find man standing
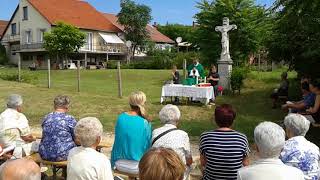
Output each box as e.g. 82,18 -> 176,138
187,58 -> 204,79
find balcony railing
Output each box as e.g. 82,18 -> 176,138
21,42 -> 44,50
9,42 -> 127,53
80,43 -> 128,54
1,34 -> 20,42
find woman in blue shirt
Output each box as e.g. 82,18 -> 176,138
39,95 -> 78,162
111,91 -> 152,171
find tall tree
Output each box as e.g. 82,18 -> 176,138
118,0 -> 152,61
195,0 -> 270,65
267,0 -> 320,77
44,22 -> 86,63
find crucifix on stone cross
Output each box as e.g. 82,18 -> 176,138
215,17 -> 237,61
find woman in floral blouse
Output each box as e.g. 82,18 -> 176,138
39,95 -> 78,162
280,114 -> 320,180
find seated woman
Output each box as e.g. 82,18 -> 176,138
280,114 -> 320,180
199,104 -> 250,180
0,94 -> 36,158
111,91 -> 152,176
39,95 -> 78,162
282,81 -> 315,113
139,147 -> 185,180
305,79 -> 320,126
152,105 -> 192,178
67,117 -> 113,180
271,72 -> 289,108
207,65 -> 220,96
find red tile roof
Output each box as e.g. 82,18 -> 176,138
0,20 -> 8,37
27,0 -> 121,32
103,13 -> 174,44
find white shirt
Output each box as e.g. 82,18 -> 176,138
237,158 -> 304,180
67,146 -> 113,180
0,108 -> 31,147
152,124 -> 191,165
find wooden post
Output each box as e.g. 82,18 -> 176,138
117,61 -> 122,98
18,55 -> 21,82
183,59 -> 187,80
47,58 -> 51,88
77,60 -> 80,92
258,53 -> 261,72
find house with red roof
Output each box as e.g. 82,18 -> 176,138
0,0 -> 174,68
0,20 -> 9,39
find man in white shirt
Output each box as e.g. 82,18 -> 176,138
237,122 -> 304,180
0,94 -> 36,158
67,117 -> 113,180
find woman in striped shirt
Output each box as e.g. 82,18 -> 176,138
199,104 -> 250,180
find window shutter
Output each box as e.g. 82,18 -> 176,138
30,29 -> 33,43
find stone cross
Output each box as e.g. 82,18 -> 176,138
215,17 -> 237,62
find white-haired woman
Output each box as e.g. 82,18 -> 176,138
111,91 -> 152,177
237,122 -> 304,180
152,105 -> 192,166
67,117 -> 113,180
0,94 -> 36,158
39,95 -> 78,162
152,104 -> 192,179
280,114 -> 320,180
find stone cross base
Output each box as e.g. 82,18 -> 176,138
217,60 -> 233,90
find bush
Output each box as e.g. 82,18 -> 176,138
0,45 -> 9,65
0,70 -> 39,84
230,67 -> 250,93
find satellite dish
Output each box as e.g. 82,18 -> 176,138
176,37 -> 182,43
126,41 -> 132,48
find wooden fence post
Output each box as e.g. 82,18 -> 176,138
48,58 -> 51,88
183,59 -> 187,80
18,55 -> 21,82
117,61 -> 123,98
77,60 -> 80,92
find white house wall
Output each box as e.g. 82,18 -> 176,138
19,0 -> 51,44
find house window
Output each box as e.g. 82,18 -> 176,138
86,32 -> 93,51
39,29 -> 46,42
11,23 -> 17,35
26,30 -> 31,44
23,6 -> 28,20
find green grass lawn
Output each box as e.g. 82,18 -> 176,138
1,68 -> 317,145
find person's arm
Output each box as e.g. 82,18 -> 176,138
285,102 -> 306,110
200,154 -> 207,171
21,135 -> 36,143
69,117 -> 81,145
242,155 -> 249,166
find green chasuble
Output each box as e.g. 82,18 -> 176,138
187,63 -> 205,78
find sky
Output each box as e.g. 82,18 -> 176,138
0,0 -> 274,25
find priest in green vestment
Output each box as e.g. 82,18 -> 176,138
187,59 -> 205,78
184,59 -> 205,85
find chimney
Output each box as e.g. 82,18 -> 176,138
153,22 -> 157,28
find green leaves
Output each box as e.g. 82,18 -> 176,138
195,0 -> 271,65
117,0 -> 152,48
268,0 -> 320,77
43,22 -> 86,57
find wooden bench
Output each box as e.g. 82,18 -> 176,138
27,153 -> 67,180
114,169 -> 139,179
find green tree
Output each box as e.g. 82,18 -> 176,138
118,0 -> 152,60
195,0 -> 270,65
0,44 -> 9,65
44,22 -> 86,62
267,0 -> 320,77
